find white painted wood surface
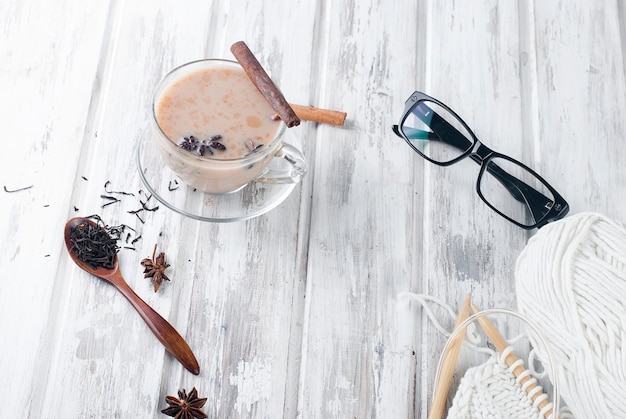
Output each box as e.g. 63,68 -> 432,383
1,0 -> 625,417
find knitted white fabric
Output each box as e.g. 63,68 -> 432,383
515,212 -> 626,419
446,347 -> 550,419
398,293 -> 559,417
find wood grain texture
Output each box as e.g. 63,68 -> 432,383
1,0 -> 625,417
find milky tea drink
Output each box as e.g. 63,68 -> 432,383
152,59 -> 305,194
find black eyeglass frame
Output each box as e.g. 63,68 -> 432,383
393,91 -> 569,229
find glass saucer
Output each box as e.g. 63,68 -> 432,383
136,135 -> 297,222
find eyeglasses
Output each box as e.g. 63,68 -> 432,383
392,91 -> 569,229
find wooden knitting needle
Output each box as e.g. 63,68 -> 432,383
471,304 -> 553,419
428,293 -> 472,419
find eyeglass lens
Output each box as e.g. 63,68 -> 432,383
401,100 -> 474,164
480,157 -> 555,227
401,99 -> 557,228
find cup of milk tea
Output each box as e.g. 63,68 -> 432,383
151,59 -> 307,194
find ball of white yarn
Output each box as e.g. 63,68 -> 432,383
515,212 -> 626,418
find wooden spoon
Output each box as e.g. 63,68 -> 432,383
64,217 -> 200,375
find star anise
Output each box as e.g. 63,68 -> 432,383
161,387 -> 208,419
141,243 -> 171,292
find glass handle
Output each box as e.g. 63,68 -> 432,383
255,143 -> 307,184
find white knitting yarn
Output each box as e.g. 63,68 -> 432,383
515,212 -> 626,418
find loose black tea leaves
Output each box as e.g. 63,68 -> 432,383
69,215 -> 125,269
100,195 -> 121,208
104,180 -> 135,196
168,180 -> 179,191
128,193 -> 159,224
140,194 -> 159,212
4,184 -> 33,193
128,208 -> 145,224
123,234 -> 142,251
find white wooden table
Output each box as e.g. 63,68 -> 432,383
2,1 -> 625,417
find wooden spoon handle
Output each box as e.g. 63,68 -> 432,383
112,273 -> 200,375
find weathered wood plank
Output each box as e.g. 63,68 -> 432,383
532,1 -> 626,218
0,1 -> 110,416
413,1 -> 532,414
299,0 -> 421,417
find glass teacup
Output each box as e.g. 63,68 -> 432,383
151,59 -> 306,194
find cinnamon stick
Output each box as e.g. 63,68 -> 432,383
288,104 -> 347,126
230,41 -> 300,128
